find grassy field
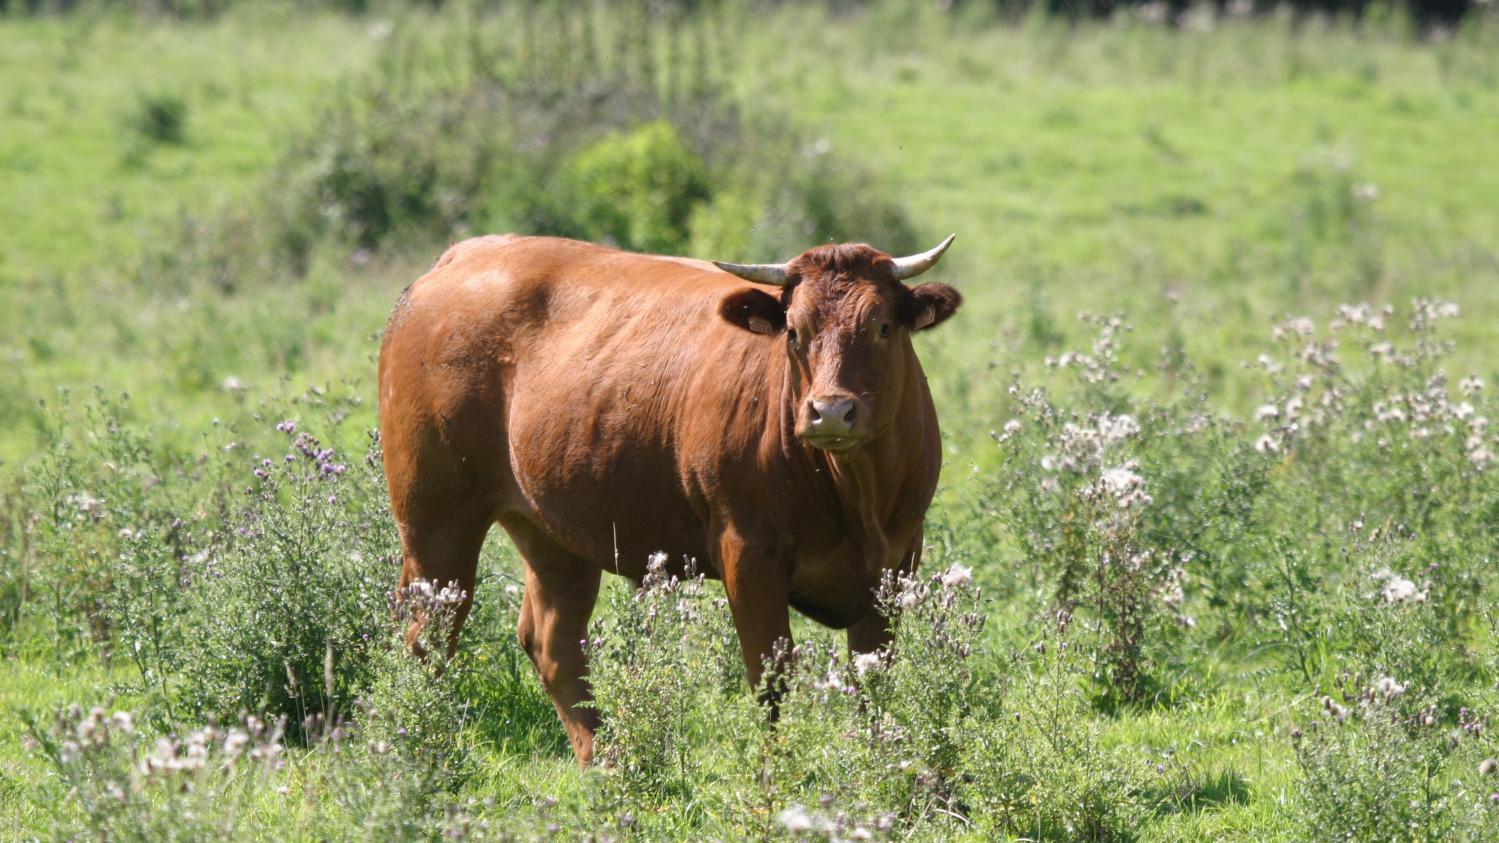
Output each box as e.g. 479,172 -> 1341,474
3,2 -> 1499,840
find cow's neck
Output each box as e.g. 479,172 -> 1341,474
770,350 -> 926,582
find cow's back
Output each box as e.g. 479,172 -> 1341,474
379,235 -> 776,577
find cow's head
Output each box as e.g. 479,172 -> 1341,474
715,236 -> 961,452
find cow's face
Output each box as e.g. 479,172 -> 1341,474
717,241 -> 961,452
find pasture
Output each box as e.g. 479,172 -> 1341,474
3,1 -> 1499,839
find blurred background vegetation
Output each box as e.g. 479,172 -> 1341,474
2,0 -> 1499,839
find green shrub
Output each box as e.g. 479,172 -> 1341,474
561,120 -> 711,254
960,613 -> 1155,841
14,394 -> 208,676
173,419 -> 398,734
586,554 -> 744,802
126,90 -> 188,146
148,11 -> 915,291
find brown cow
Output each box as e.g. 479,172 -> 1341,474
378,233 -> 961,765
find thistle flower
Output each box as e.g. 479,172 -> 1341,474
777,805 -> 814,833
1321,696 -> 1349,722
1098,463 -> 1151,509
1378,574 -> 1426,604
940,564 -> 973,589
1373,676 -> 1406,701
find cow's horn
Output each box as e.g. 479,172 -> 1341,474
890,233 -> 956,282
713,260 -> 791,286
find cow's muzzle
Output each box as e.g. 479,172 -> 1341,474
799,395 -> 865,451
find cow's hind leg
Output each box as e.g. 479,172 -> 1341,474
394,499 -> 493,657
508,523 -> 603,767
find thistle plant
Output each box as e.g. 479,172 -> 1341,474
174,419 -> 399,734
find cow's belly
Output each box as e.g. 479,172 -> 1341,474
787,521 -> 922,628
501,404 -> 712,580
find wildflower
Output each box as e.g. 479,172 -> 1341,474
1481,759 -> 1499,776
777,805 -> 814,833
1275,317 -> 1315,339
852,652 -> 882,676
1374,570 -> 1429,605
1003,419 -> 1022,435
1471,448 -> 1493,471
940,564 -> 973,589
1255,403 -> 1279,421
70,493 -> 106,515
59,741 -> 81,764
1254,435 -> 1279,455
1321,696 -> 1349,722
1097,413 -> 1139,444
111,711 -> 134,734
1461,376 -> 1484,395
1374,676 -> 1406,701
1381,576 -> 1417,603
1099,463 -> 1151,509
1370,342 -> 1394,361
223,729 -> 250,757
275,419 -> 296,434
221,376 -> 246,393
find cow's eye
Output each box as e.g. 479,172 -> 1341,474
879,323 -> 891,338
787,328 -> 799,348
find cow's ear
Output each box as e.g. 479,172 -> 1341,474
719,288 -> 785,335
901,283 -> 962,332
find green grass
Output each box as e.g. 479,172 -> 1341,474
734,3 -> 1499,410
4,2 -> 1499,840
0,6 -> 377,281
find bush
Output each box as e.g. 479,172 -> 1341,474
148,8 -> 916,293
586,553 -> 744,802
173,419 -> 399,734
1291,678 -> 1499,841
561,120 -> 711,254
126,91 -> 188,146
956,609 -> 1162,841
13,394 -> 208,677
23,699 -> 471,841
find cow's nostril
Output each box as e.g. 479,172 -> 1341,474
807,397 -> 858,437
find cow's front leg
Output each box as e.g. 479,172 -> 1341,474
717,525 -> 793,710
847,531 -> 923,658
